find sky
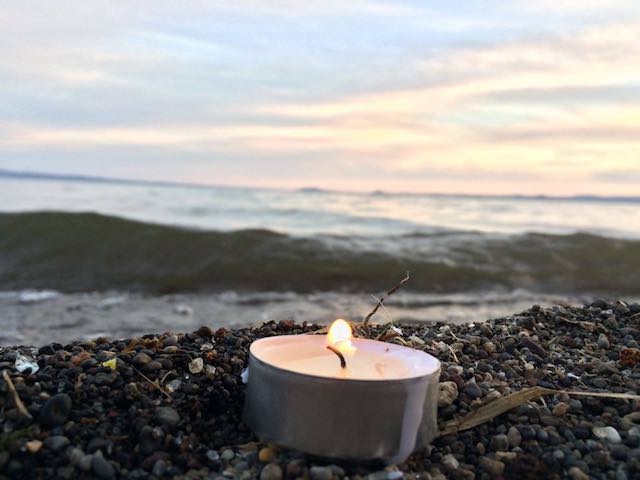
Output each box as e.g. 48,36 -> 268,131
1,1 -> 640,195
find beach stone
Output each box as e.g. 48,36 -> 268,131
24,439 -> 43,454
221,449 -> 235,462
152,459 -> 167,477
132,352 -> 151,366
143,360 -> 162,372
189,357 -> 204,374
367,471 -> 403,480
593,426 -> 622,443
44,436 -> 70,452
479,456 -> 504,476
260,463 -> 283,480
507,426 -> 522,448
39,394 -> 72,427
155,407 -> 180,428
490,434 -> 509,451
285,460 -> 302,478
91,451 -> 115,479
258,447 -> 276,463
310,466 -> 334,480
463,381 -> 482,399
441,454 -> 459,470
597,333 -> 610,349
438,381 -> 459,407
568,466 -> 589,480
552,402 -> 569,416
205,450 -> 220,463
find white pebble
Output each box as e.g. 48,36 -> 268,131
592,426 -> 621,443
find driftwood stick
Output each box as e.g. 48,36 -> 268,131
326,346 -> 347,368
362,272 -> 410,329
2,370 -> 32,419
131,366 -> 173,401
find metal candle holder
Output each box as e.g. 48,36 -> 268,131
243,335 -> 440,464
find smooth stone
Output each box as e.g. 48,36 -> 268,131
490,434 -> 509,451
479,456 -> 505,476
463,382 -> 482,400
593,426 -> 622,443
92,451 -> 115,479
68,448 -> 85,467
39,394 -> 72,427
260,463 -> 283,480
438,381 -> 459,407
258,447 -> 276,463
25,440 -> 43,453
310,466 -> 334,480
132,352 -> 151,366
441,454 -> 459,470
552,402 -> 569,416
220,449 -> 235,462
206,450 -> 220,462
597,333 -> 610,349
44,435 -> 70,452
155,407 -> 180,428
189,357 -> 204,374
507,426 -> 522,448
568,467 -> 589,480
367,472 -> 404,480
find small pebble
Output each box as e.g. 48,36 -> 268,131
258,447 -> 276,463
260,463 -> 283,480
568,466 -> 589,480
597,333 -> 610,349
438,381 -> 459,407
593,426 -> 622,443
91,451 -> 115,479
25,440 -> 43,453
310,465 -> 334,480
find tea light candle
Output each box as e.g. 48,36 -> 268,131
243,319 -> 440,463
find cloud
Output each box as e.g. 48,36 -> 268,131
0,2 -> 639,195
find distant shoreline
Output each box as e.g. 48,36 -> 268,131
2,168 -> 639,203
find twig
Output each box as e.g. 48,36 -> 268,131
326,346 -> 347,368
447,344 -> 459,363
362,272 -> 410,329
2,370 -> 32,419
131,366 -> 173,401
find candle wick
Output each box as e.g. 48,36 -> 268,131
326,345 -> 347,369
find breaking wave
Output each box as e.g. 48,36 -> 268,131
1,211 -> 639,295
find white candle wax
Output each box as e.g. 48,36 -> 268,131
250,334 -> 437,381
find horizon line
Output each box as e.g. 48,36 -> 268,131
1,167 -> 639,203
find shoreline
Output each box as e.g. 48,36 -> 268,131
0,300 -> 639,479
0,289 -> 594,346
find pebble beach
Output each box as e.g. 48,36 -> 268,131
1,300 -> 640,479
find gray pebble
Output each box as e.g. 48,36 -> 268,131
597,333 -> 610,349
490,434 -> 509,451
92,451 -> 115,479
44,435 -> 70,452
310,466 -> 334,480
463,382 -> 482,399
155,406 -> 180,428
260,463 -> 283,480
39,394 -> 72,427
507,426 -> 522,448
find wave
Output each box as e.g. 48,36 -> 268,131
1,211 -> 639,295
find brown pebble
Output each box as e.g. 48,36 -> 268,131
258,447 -> 276,463
552,402 -> 569,417
25,440 -> 43,453
71,351 -> 91,366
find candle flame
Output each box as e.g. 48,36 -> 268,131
327,319 -> 356,354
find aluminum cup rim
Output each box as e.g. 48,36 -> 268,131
248,336 -> 440,384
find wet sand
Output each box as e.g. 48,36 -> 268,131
0,290 -> 598,346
